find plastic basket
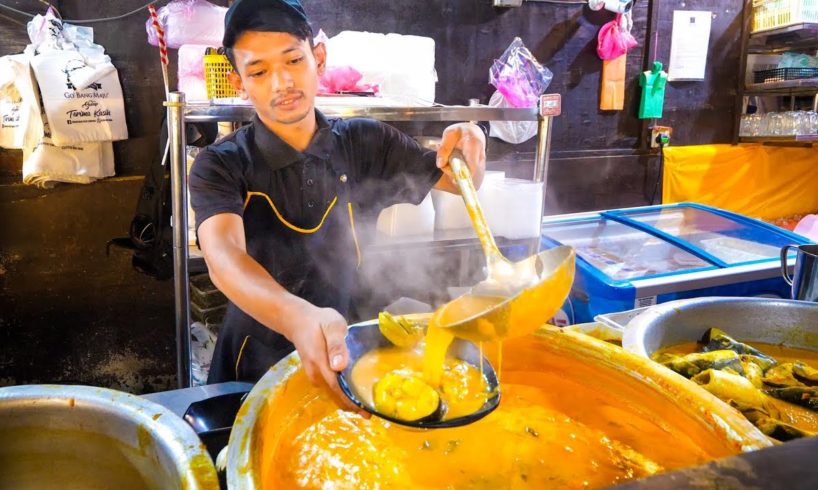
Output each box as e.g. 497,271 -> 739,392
753,67 -> 818,83
752,0 -> 818,33
204,53 -> 238,99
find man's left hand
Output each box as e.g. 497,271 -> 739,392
435,122 -> 487,191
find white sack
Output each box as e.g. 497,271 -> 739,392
31,50 -> 128,146
0,54 -> 42,150
23,120 -> 114,188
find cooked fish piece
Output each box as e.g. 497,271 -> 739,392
378,311 -> 426,348
740,353 -> 778,374
741,360 -> 764,389
765,386 -> 818,412
793,362 -> 818,386
691,369 -> 779,419
763,363 -> 803,388
655,350 -> 745,378
733,402 -> 816,441
700,328 -> 778,366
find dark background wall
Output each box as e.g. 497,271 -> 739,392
0,0 -> 744,392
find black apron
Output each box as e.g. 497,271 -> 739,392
207,155 -> 361,384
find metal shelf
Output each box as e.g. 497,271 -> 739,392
750,22 -> 818,38
169,93 -> 556,388
185,102 -> 540,123
744,78 -> 818,96
748,22 -> 818,53
739,134 -> 818,143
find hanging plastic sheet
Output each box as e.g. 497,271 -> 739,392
663,144 -> 818,220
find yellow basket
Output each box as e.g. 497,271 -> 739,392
204,53 -> 238,99
752,0 -> 818,33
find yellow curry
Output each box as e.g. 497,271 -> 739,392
259,333 -> 748,489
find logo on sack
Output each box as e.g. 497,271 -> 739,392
62,60 -> 105,94
2,104 -> 20,128
60,61 -> 112,124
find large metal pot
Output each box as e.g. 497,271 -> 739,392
622,296 -> 818,358
227,321 -> 772,489
0,385 -> 218,489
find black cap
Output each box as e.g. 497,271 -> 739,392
223,0 -> 309,48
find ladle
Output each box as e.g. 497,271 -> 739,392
436,150 -> 575,342
337,321 -> 501,429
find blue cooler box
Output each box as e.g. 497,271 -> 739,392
540,203 -> 812,325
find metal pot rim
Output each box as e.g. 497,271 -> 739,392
622,296 -> 818,358
0,384 -> 218,489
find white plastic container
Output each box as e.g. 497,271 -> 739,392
376,192 -> 435,237
431,171 -> 505,231
482,178 -> 544,239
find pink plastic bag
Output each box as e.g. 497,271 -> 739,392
794,214 -> 818,242
318,66 -> 379,95
597,14 -> 638,60
145,0 -> 226,49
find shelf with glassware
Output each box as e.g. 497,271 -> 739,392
733,0 -> 818,146
736,7 -> 818,145
168,95 -> 557,388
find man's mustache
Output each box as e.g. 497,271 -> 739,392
271,90 -> 305,105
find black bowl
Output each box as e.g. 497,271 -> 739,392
337,320 -> 500,429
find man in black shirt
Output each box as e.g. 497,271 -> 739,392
189,0 -> 486,408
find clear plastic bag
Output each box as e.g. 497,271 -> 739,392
145,0 -> 227,49
489,37 -> 553,108
488,90 -> 538,144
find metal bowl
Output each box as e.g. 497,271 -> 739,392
0,385 -> 218,489
622,297 -> 818,359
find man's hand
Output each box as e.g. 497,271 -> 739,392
282,302 -> 369,416
435,122 -> 487,191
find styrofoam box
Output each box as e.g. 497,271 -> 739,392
431,171 -> 505,231
376,192 -> 435,237
325,31 -> 437,105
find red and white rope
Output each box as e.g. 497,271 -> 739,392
148,4 -> 169,97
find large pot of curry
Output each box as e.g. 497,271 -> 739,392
227,322 -> 772,489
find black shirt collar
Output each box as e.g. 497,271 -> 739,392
252,110 -> 334,172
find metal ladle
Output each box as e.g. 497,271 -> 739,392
436,150 -> 576,342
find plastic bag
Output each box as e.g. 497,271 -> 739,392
146,0 -> 226,49
489,37 -> 553,108
597,14 -> 638,60
0,54 -> 41,150
178,44 -> 209,101
23,121 -> 115,188
318,66 -> 379,95
488,90 -> 537,144
794,215 -> 818,242
30,49 -> 128,145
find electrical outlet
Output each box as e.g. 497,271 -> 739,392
650,126 -> 672,148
